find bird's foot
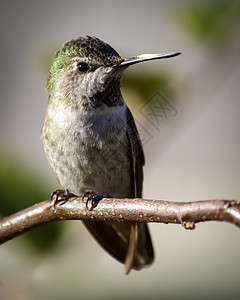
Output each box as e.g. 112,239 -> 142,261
83,191 -> 105,211
51,189 -> 76,207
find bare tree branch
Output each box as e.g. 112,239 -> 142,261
0,197 -> 240,244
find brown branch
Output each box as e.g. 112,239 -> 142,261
0,197 -> 240,244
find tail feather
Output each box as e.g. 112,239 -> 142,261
83,220 -> 154,273
124,224 -> 138,275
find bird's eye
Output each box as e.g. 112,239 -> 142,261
76,62 -> 89,72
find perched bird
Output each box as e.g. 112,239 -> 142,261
42,36 -> 180,274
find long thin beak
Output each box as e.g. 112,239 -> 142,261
117,52 -> 181,68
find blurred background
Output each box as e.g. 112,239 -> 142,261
0,0 -> 240,299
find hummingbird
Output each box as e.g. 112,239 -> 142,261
42,36 -> 180,274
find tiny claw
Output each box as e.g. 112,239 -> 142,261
83,191 -> 105,211
51,189 -> 76,207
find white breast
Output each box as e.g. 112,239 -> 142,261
43,101 -> 132,197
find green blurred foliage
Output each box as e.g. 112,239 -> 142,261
0,149 -> 63,251
175,0 -> 240,43
122,71 -> 177,105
